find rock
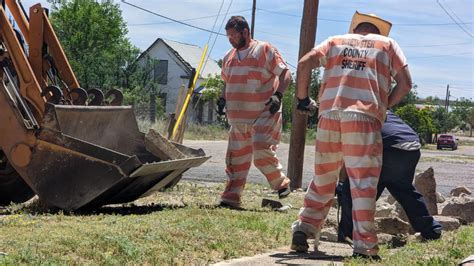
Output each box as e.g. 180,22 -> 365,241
325,208 -> 339,227
375,217 -> 411,235
450,186 -> 472,197
377,233 -> 407,248
436,192 -> 446,203
377,233 -> 394,245
432,215 -> 461,231
375,201 -> 396,217
414,167 -> 438,215
261,198 -> 283,209
320,227 -> 338,242
386,194 -> 396,205
394,202 -> 409,222
441,196 -> 474,223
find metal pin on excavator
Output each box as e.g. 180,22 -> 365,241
0,1 -> 210,210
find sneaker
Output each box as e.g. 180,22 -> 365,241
278,187 -> 291,199
290,231 -> 309,252
352,252 -> 381,261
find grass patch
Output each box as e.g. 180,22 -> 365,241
346,226 -> 474,265
0,182 -> 304,264
419,155 -> 474,164
0,182 -> 472,264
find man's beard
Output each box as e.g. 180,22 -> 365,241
233,33 -> 247,49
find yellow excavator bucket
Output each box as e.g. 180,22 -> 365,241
0,2 -> 210,210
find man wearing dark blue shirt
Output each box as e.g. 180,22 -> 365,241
337,111 -> 442,241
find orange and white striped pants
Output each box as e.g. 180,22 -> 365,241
292,111 -> 382,256
221,111 -> 290,206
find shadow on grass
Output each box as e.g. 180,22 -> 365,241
197,203 -> 291,213
4,200 -> 282,217
270,251 -> 345,264
78,203 -> 180,216
3,200 -> 187,216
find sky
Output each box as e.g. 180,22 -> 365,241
20,0 -> 474,100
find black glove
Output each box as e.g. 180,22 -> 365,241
265,91 -> 283,115
216,97 -> 226,116
296,96 -> 317,116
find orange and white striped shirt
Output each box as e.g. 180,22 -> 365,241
314,34 -> 407,122
221,40 -> 288,124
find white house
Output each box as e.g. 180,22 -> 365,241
137,38 -> 221,123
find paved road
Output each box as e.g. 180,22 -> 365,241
183,140 -> 474,195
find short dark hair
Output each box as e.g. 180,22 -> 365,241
225,16 -> 250,32
354,22 -> 380,34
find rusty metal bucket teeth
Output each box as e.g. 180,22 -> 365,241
21,104 -> 209,211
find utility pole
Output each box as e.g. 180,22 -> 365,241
287,0 -> 319,190
445,84 -> 450,112
251,0 -> 256,38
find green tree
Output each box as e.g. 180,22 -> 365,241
395,104 -> 435,143
49,0 -> 136,90
432,107 -> 458,134
122,56 -> 161,105
424,96 -> 442,106
452,97 -> 474,129
467,108 -> 474,137
281,78 -> 295,130
201,74 -> 224,102
281,69 -> 321,130
393,84 -> 418,110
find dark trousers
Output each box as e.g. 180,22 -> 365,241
337,148 -> 442,240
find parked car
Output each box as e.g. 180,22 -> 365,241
437,134 -> 459,150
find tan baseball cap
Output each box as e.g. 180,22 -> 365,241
349,11 -> 392,36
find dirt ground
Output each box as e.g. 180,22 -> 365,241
182,140 -> 474,196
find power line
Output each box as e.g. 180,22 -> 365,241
436,0 -> 474,38
256,29 -> 295,39
127,8 -> 251,26
403,41 -> 472,48
442,0 -> 473,34
410,51 -> 474,59
257,7 -> 474,26
449,87 -> 474,91
121,0 -> 225,36
285,61 -> 297,70
201,0 -> 233,76
257,8 -> 348,22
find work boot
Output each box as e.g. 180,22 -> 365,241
278,187 -> 291,199
352,252 -> 381,261
290,231 -> 309,252
217,200 -> 244,211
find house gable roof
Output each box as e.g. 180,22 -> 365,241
137,38 -> 221,78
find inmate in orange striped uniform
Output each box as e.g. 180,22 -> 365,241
219,16 -> 292,208
291,12 -> 413,259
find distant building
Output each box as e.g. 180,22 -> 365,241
137,38 -> 221,123
415,104 -> 452,112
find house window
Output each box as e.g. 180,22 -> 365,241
154,60 -> 168,85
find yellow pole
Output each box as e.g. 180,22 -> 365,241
171,44 -> 208,140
